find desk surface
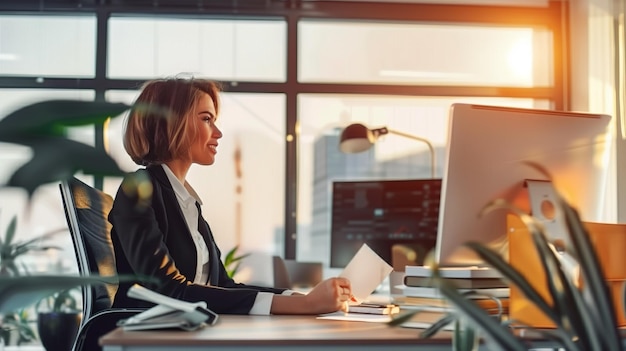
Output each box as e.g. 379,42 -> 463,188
100,314 -> 452,351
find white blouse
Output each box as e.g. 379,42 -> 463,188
162,164 -> 210,284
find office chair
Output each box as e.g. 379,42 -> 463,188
272,256 -> 291,289
60,177 -> 141,351
272,256 -> 323,290
283,260 -> 322,289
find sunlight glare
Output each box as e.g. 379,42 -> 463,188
508,38 -> 533,79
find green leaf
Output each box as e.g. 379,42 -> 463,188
466,241 -> 555,321
559,196 -> 623,351
477,199 -> 594,350
435,278 -> 528,351
0,274 -> 155,313
477,200 -> 560,321
0,275 -> 116,313
5,137 -> 125,196
224,246 -> 238,266
2,216 -> 17,247
223,245 -> 250,278
387,309 -> 420,327
453,317 -> 478,351
0,100 -> 130,141
420,312 -> 456,339
525,218 -> 596,351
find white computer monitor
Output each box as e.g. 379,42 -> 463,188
435,103 -> 612,267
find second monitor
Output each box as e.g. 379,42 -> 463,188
330,178 -> 441,268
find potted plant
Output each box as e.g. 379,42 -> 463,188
0,99 -> 165,348
223,245 -> 250,279
0,215 -> 65,276
0,308 -> 37,347
0,213 -> 64,348
36,288 -> 82,351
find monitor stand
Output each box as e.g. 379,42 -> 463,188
524,179 -> 568,243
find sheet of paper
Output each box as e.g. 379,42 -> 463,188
317,311 -> 392,323
339,243 -> 393,303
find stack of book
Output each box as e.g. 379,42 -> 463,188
347,302 -> 400,315
396,265 -> 509,314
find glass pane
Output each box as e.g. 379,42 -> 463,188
108,17 -> 286,81
105,90 -> 286,256
0,89 -> 95,276
0,15 -> 96,77
296,95 -> 549,267
299,20 -> 553,87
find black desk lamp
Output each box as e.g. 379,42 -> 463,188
339,123 -> 436,178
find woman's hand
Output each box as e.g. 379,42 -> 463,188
270,277 -> 353,315
303,277 -> 353,314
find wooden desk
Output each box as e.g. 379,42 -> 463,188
99,315 -> 452,351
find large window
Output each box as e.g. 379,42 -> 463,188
108,17 -> 287,81
0,15 -> 96,77
296,18 -> 556,267
299,20 -> 553,87
0,3 -> 564,281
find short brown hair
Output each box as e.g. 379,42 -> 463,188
124,77 -> 222,166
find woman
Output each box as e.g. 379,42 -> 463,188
108,77 -> 352,315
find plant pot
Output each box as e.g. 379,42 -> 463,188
0,327 -> 16,347
37,312 -> 82,351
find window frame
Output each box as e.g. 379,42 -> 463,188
0,1 -> 567,259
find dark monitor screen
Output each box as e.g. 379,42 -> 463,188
330,178 -> 441,268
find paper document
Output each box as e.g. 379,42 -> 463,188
339,243 -> 393,303
317,311 -> 392,323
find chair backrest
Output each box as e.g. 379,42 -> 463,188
272,257 -> 323,290
283,260 -> 323,289
272,256 -> 291,289
59,177 -> 117,325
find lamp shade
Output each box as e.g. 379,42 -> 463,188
339,122 -> 436,178
339,123 -> 376,153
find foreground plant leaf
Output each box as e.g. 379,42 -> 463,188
223,245 -> 250,278
435,276 -> 528,351
0,100 -> 131,140
0,274 -> 156,314
5,137 -> 125,196
420,312 -> 456,339
0,275 -> 118,313
559,195 -> 623,351
478,200 -> 558,321
453,317 -> 478,351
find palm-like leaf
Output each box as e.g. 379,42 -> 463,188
470,185 -> 621,350
435,275 -> 528,351
5,137 -> 125,196
0,100 -> 131,140
476,200 -> 604,350
559,196 -> 622,350
420,312 -> 456,339
0,275 -> 117,313
0,216 -> 17,251
0,99 -> 171,197
223,245 -> 250,278
453,317 -> 478,351
0,216 -> 66,276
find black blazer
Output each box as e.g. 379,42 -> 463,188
109,165 -> 285,314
